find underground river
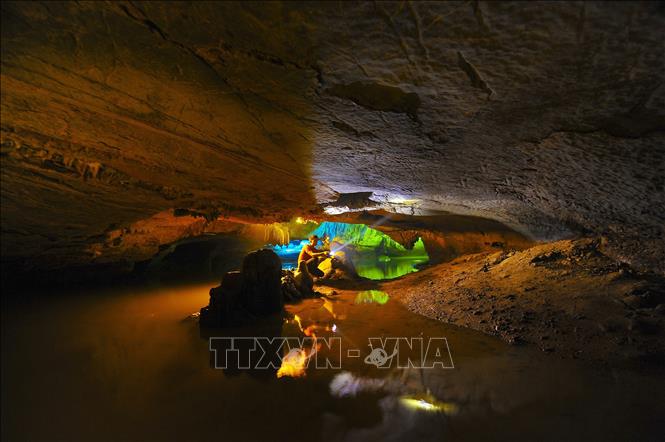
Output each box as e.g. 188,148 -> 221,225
2,280 -> 664,441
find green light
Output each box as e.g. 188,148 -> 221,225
311,222 -> 409,250
354,290 -> 390,305
309,222 -> 430,280
354,256 -> 428,280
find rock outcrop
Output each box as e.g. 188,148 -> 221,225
200,249 -> 282,327
239,248 -> 283,315
390,238 -> 665,364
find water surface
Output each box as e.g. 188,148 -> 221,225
2,283 -> 664,440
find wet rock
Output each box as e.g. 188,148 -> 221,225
240,249 -> 283,315
280,270 -> 302,302
200,249 -> 283,328
281,262 -> 321,301
200,271 -> 242,328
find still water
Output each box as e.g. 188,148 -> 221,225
353,256 -> 428,280
2,282 -> 664,441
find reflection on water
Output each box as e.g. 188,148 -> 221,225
399,394 -> 459,415
354,256 -> 428,280
2,283 -> 665,441
355,290 -> 390,305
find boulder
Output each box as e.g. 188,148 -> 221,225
280,270 -> 303,302
239,249 -> 283,315
199,271 -> 242,328
200,249 -> 283,328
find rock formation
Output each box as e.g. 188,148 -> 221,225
239,248 -> 283,315
200,248 -> 282,327
1,1 -> 664,282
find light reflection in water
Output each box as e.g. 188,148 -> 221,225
399,395 -> 459,415
3,282 -> 665,441
276,348 -> 310,378
354,256 -> 428,280
354,290 -> 390,305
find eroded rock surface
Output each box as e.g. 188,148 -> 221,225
200,248 -> 282,327
1,1 -> 664,277
390,238 -> 665,365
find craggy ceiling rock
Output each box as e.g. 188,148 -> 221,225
1,1 -> 664,275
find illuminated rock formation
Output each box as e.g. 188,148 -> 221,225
1,1 -> 664,281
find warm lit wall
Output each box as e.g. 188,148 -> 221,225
1,1 -> 664,279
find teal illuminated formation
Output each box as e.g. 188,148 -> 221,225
271,222 -> 429,280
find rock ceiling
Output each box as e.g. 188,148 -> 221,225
1,1 -> 664,274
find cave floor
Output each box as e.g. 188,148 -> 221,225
383,238 -> 665,367
3,264 -> 665,441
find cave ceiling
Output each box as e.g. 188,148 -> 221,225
1,1 -> 664,272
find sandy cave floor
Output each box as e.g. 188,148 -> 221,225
315,238 -> 665,368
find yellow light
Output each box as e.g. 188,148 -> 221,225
277,314 -> 321,378
295,217 -> 305,224
388,196 -> 419,205
292,314 -> 303,331
276,348 -> 308,378
399,395 -> 459,415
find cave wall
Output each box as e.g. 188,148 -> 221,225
1,1 -> 664,277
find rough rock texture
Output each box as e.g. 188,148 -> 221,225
1,1 -> 664,276
389,238 -> 665,365
200,270 -> 242,328
239,248 -> 283,315
200,249 -> 283,327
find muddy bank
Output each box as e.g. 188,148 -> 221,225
380,238 -> 665,367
